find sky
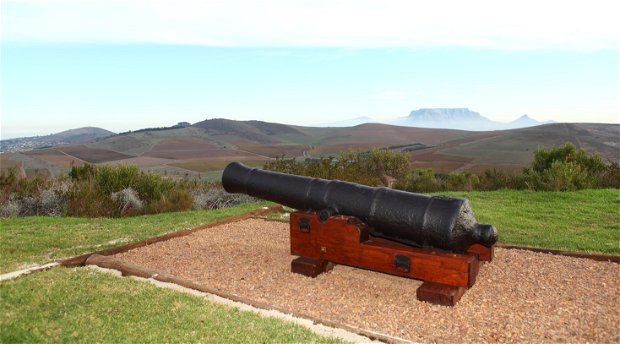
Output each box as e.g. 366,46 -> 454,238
1,0 -> 619,139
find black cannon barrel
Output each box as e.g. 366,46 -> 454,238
222,162 -> 497,253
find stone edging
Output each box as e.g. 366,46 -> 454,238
60,205 -> 284,267
496,243 -> 620,263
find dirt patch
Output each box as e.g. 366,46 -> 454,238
113,218 -> 619,343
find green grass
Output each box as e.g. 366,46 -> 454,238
1,190 -> 618,275
439,189 -> 620,254
0,267 -> 342,343
0,202 -> 269,273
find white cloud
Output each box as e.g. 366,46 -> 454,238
2,0 -> 619,50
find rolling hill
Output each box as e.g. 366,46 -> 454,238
1,119 -> 618,179
0,127 -> 114,153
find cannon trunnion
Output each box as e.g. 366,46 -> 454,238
222,162 -> 497,306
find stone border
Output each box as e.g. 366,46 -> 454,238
0,262 -> 59,282
88,265 -> 389,343
60,205 -> 284,267
496,243 -> 620,263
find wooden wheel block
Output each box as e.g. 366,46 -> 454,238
467,244 -> 494,262
291,257 -> 334,278
417,281 -> 467,306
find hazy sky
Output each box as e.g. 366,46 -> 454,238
1,0 -> 619,139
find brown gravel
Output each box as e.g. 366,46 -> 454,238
113,218 -> 620,343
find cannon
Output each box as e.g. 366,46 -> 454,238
222,162 -> 496,253
222,162 -> 498,306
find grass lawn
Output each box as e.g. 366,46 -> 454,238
440,189 -> 620,254
0,190 -> 617,343
0,202 -> 269,273
0,267 -> 342,343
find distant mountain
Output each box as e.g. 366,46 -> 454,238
0,127 -> 115,153
394,108 -> 547,131
193,118 -> 308,144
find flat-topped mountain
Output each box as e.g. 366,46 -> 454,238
409,108 -> 487,121
395,108 -> 547,131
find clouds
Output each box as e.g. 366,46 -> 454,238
2,0 -> 618,50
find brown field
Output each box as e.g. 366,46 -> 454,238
0,155 -> 22,170
234,143 -> 308,157
144,137 -> 263,160
104,156 -> 176,167
11,122 -> 618,177
24,149 -> 86,167
58,145 -> 134,163
319,124 -> 471,146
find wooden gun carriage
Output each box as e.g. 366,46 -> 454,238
223,162 -> 497,306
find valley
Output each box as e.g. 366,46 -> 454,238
1,119 -> 618,180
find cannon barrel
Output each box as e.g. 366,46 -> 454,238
222,162 -> 497,253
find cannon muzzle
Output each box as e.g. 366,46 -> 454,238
222,162 -> 497,253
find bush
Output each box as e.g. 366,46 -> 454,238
192,187 -> 256,210
0,178 -> 72,217
523,143 -> 607,191
66,181 -> 115,217
147,187 -> 193,214
445,172 -> 480,191
600,161 -> 620,188
265,148 -> 411,187
111,188 -> 144,217
395,168 -> 441,192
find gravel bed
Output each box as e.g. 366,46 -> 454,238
113,218 -> 619,343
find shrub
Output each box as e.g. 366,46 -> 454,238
0,196 -> 20,217
111,187 -> 144,217
524,143 -> 607,191
395,168 -> 441,192
191,187 -> 255,210
445,172 -> 480,191
600,161 -> 620,188
147,187 -> 193,214
265,148 -> 411,187
66,181 -> 115,217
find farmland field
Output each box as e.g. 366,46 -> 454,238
4,121 -> 619,177
59,145 -> 134,163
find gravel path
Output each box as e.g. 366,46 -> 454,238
114,218 -> 620,343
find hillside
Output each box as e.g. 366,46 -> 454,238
0,127 -> 115,153
1,120 -> 617,179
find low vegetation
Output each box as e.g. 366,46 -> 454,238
1,143 -> 617,219
0,164 -> 254,218
266,143 -> 620,192
0,268 -> 341,343
1,189 -> 616,273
